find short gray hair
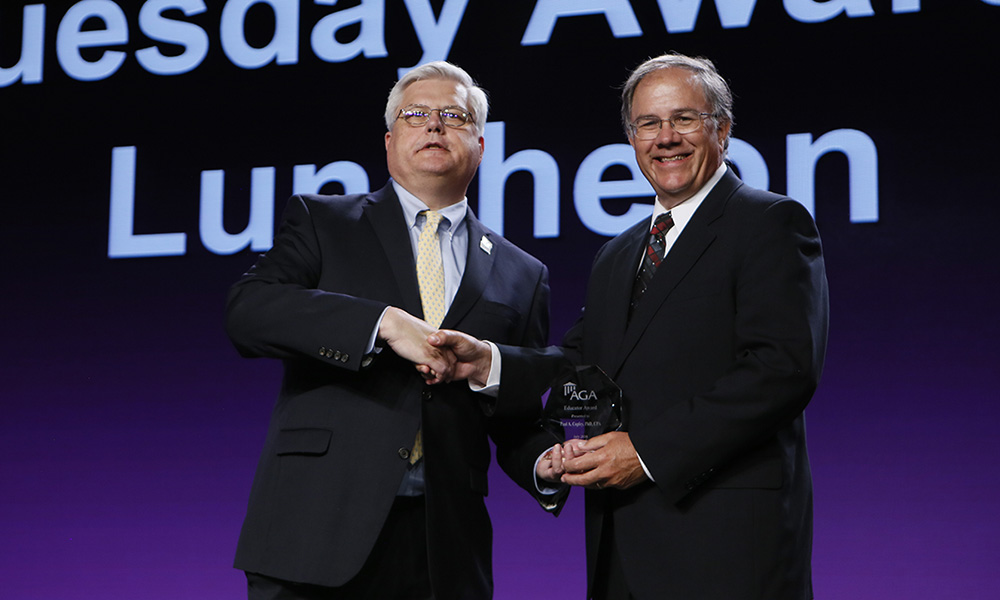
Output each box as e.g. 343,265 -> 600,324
621,52 -> 734,151
384,61 -> 489,136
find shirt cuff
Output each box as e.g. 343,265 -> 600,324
533,446 -> 563,495
637,450 -> 655,482
360,308 -> 388,367
468,340 -> 501,397
368,308 -> 388,354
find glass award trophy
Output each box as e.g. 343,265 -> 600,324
540,365 -> 623,441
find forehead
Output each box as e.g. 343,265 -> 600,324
631,68 -> 709,116
400,78 -> 469,107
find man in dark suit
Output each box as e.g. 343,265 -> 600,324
226,61 -> 557,599
432,53 -> 829,599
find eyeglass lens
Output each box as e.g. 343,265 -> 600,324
400,105 -> 470,127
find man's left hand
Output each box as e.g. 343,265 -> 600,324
560,432 -> 648,490
378,307 -> 455,382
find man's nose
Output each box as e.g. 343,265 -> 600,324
654,120 -> 681,144
425,110 -> 444,132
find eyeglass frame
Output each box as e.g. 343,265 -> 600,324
628,111 -> 716,140
396,104 -> 475,129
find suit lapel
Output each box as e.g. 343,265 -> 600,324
363,184 -> 423,318
607,170 -> 742,377
443,214 -> 495,329
596,222 -> 648,368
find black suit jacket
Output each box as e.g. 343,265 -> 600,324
501,169 -> 829,599
226,183 -> 555,598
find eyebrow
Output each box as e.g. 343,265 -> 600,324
402,104 -> 470,112
634,108 -> 701,119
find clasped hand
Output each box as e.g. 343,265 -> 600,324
536,433 -> 648,490
377,310 -> 492,385
377,307 -> 457,382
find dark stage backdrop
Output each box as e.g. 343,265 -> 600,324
3,1 -> 999,598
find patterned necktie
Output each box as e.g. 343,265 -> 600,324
411,210 -> 446,464
416,210 -> 446,328
630,211 -> 674,317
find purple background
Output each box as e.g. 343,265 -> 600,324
3,2 -> 999,598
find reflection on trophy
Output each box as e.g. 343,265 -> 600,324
540,365 -> 623,441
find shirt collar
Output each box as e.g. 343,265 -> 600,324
651,163 -> 728,226
392,179 -> 468,233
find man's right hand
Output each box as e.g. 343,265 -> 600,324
426,330 -> 492,386
378,307 -> 455,381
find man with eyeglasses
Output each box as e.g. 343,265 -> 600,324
430,53 -> 829,599
226,61 -> 559,599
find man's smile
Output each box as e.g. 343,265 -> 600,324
654,153 -> 690,163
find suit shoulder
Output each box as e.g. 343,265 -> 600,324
723,183 -> 822,253
729,184 -> 815,223
285,192 -> 373,224
295,192 -> 370,210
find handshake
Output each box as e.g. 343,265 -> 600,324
376,306 -> 491,386
377,306 -> 648,490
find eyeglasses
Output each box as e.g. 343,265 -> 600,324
397,104 -> 474,128
629,111 -> 714,140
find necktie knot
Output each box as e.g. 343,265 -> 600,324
650,211 -> 673,240
422,209 -> 444,232
630,211 -> 674,319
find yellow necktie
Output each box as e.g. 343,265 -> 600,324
416,210 -> 446,328
411,210 -> 446,464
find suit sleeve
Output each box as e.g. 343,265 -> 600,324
225,195 -> 387,372
630,198 -> 829,504
485,262 -> 573,513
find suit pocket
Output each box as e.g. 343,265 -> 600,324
480,300 -> 519,322
463,301 -> 520,342
275,428 -> 333,456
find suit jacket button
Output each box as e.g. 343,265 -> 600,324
340,353 -> 349,362
333,351 -> 342,360
398,447 -> 410,460
421,390 -> 432,400
319,346 -> 327,356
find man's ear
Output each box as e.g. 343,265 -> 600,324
716,120 -> 731,149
